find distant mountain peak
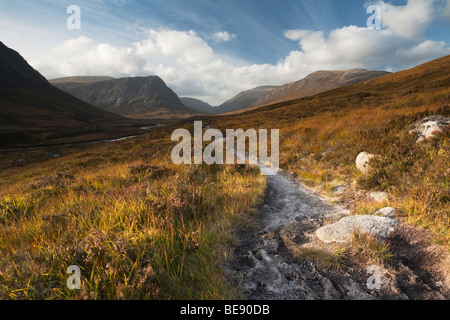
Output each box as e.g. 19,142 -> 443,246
51,75 -> 194,119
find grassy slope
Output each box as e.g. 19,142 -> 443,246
0,55 -> 449,300
0,128 -> 265,299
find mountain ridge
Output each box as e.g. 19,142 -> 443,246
212,69 -> 390,115
51,76 -> 195,119
255,69 -> 391,107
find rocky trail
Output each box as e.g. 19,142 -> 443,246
226,172 -> 450,300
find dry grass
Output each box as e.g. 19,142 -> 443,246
281,234 -> 347,270
349,231 -> 394,266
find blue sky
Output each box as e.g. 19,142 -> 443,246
1,0 -> 449,104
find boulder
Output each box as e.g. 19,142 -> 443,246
410,115 -> 450,143
316,215 -> 397,244
356,152 -> 376,174
375,207 -> 396,218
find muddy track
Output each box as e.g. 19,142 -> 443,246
226,172 -> 450,300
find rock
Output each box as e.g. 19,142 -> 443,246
315,215 -> 397,244
375,207 -> 396,218
356,152 -> 376,174
410,115 -> 450,143
332,186 -> 346,195
370,191 -> 388,202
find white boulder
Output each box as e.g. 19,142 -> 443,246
356,152 -> 376,174
411,115 -> 450,143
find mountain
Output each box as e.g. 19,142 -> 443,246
0,42 -> 141,148
180,97 -> 215,114
255,69 -> 391,107
51,76 -> 194,119
223,56 -> 450,123
214,69 -> 389,115
215,86 -> 280,114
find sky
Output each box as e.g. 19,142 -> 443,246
0,0 -> 449,105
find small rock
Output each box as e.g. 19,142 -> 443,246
332,186 -> 345,195
375,207 -> 395,218
370,191 -> 388,202
315,215 -> 397,244
356,152 -> 376,174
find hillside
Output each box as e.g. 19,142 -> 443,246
0,42 -> 142,148
52,76 -> 195,119
254,69 -> 391,107
215,86 -> 279,114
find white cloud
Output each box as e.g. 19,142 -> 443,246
210,31 -> 237,43
32,25 -> 450,106
377,0 -> 436,38
284,30 -> 325,52
33,36 -> 144,77
444,0 -> 450,21
281,26 -> 449,73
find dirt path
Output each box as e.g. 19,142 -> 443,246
227,172 -> 450,300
